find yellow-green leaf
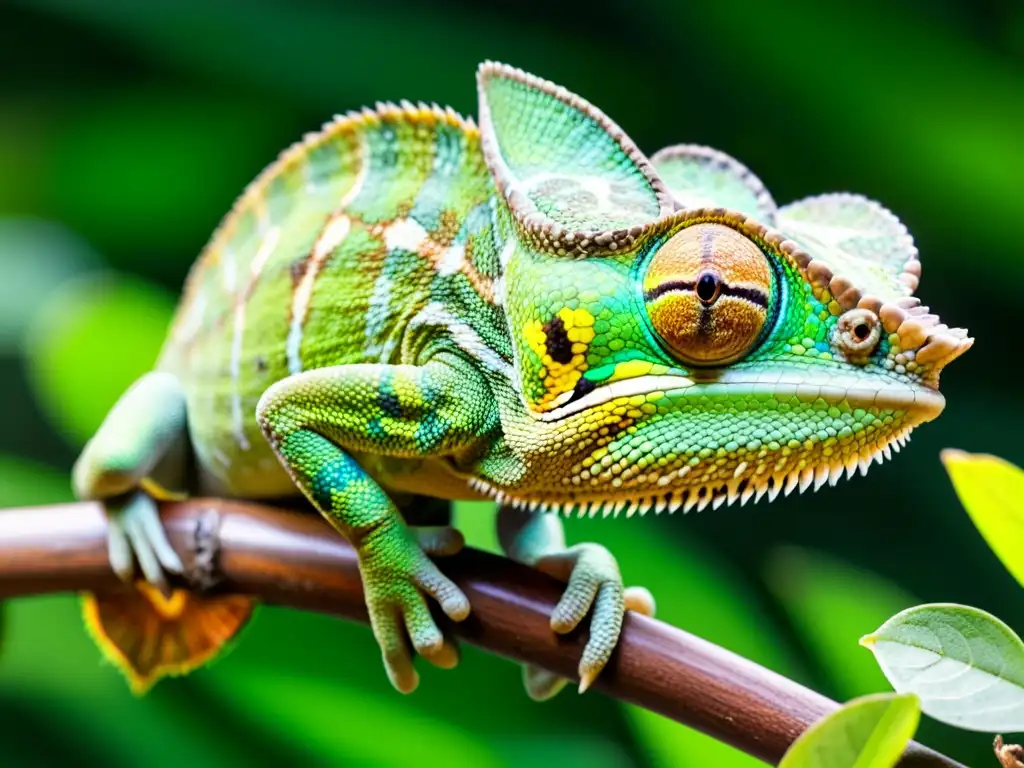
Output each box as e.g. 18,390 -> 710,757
940,449 -> 1024,589
779,693 -> 920,768
861,603 -> 1024,732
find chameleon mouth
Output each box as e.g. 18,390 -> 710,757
536,369 -> 946,424
478,369 -> 945,517
468,422 -> 916,517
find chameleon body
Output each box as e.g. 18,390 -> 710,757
71,62 -> 972,696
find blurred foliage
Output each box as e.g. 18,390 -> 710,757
764,547 -> 916,702
0,0 -> 1020,765
24,271 -> 175,443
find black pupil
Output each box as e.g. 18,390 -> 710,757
854,323 -> 870,341
696,273 -> 718,304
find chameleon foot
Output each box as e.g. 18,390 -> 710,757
106,491 -> 184,595
360,523 -> 470,693
534,543 -> 656,696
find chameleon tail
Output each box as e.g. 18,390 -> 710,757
81,585 -> 254,694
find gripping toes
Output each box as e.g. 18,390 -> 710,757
106,491 -> 183,595
360,526 -> 470,693
535,543 -> 655,695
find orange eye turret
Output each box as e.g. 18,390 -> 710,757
643,224 -> 772,366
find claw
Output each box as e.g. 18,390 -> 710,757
411,559 -> 471,621
370,602 -> 419,694
106,516 -> 135,583
578,667 -> 599,695
124,510 -> 168,595
535,543 -> 644,696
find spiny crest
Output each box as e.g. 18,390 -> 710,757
467,425 -> 914,518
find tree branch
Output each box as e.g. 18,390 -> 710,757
0,499 -> 963,767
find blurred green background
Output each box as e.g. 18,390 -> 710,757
0,0 -> 1021,765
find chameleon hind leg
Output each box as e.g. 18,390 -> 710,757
256,353 -> 494,692
497,505 -> 656,700
72,371 -> 254,693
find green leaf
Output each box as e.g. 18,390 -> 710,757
940,449 -> 1024,589
765,546 -> 918,700
861,603 -> 1024,732
779,692 -> 920,768
22,271 -> 175,446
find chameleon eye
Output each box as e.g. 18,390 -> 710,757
643,223 -> 771,366
835,308 -> 881,360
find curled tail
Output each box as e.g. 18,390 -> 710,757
82,585 -> 254,694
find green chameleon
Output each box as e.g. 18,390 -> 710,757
71,62 -> 972,698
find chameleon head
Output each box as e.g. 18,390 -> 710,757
469,62 -> 973,515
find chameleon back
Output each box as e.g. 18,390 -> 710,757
157,104 -> 505,496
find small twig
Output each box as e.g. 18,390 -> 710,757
0,498 -> 964,767
995,736 -> 1024,768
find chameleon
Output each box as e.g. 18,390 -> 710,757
71,61 -> 972,698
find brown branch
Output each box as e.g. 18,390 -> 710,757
0,498 -> 963,767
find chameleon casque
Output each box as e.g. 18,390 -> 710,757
71,62 -> 973,698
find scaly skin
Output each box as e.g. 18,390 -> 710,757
72,62 -> 972,695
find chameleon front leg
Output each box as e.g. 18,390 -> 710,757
72,371 -> 186,590
256,354 -> 494,693
497,505 -> 656,700
72,372 -> 255,693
